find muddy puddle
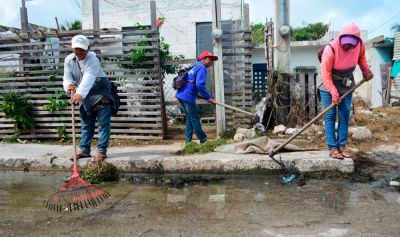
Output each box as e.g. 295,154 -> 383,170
0,172 -> 399,237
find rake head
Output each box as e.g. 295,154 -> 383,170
43,176 -> 110,212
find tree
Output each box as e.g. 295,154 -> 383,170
60,20 -> 82,31
291,22 -> 329,41
250,23 -> 265,45
391,23 -> 400,33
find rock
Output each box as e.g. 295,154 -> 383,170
349,126 -> 373,141
285,128 -> 300,135
383,135 -> 389,142
272,124 -> 286,135
304,124 -> 324,136
358,109 -> 374,115
233,127 -> 256,142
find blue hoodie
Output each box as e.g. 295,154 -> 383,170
175,61 -> 212,104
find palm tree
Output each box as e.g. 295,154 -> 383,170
391,23 -> 400,33
60,20 -> 82,31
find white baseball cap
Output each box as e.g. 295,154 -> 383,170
71,35 -> 90,50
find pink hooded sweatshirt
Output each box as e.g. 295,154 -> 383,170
321,22 -> 372,96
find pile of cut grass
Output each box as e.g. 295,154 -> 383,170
81,161 -> 119,184
178,138 -> 228,155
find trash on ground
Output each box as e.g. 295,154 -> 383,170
208,194 -> 225,202
272,124 -> 286,134
233,127 -> 256,142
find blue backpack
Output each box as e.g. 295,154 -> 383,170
172,63 -> 196,90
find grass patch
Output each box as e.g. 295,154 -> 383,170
220,128 -> 236,139
177,138 -> 228,155
81,161 -> 119,184
2,134 -> 20,143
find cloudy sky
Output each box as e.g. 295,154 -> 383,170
1,0 -> 399,38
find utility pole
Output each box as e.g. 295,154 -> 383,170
212,0 -> 225,136
92,0 -> 100,30
273,0 -> 290,72
20,0 -> 29,33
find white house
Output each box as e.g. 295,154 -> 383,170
81,0 -> 244,59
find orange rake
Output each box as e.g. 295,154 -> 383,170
44,92 -> 110,212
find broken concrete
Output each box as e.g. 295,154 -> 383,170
285,128 -> 300,135
233,127 -> 256,142
272,124 -> 286,134
0,143 -> 354,174
349,126 -> 373,141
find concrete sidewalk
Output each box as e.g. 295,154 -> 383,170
0,143 -> 354,174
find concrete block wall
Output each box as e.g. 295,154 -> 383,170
81,0 -> 242,59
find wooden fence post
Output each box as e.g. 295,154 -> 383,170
150,0 -> 167,139
212,0 -> 226,136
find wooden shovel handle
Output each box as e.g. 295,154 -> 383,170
213,101 -> 254,117
70,91 -> 78,174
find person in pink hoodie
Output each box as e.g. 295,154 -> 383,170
319,22 -> 373,159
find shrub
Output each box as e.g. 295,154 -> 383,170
0,92 -> 34,133
56,125 -> 68,141
45,91 -> 68,112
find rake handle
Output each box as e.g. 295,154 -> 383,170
70,91 -> 78,177
269,78 -> 367,158
213,101 -> 254,117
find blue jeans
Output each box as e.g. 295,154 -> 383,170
178,99 -> 207,144
79,105 -> 112,154
320,90 -> 352,150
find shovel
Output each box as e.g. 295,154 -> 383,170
213,101 -> 260,124
268,78 -> 367,167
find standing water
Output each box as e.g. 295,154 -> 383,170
0,171 -> 399,237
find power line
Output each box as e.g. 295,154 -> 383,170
155,7 -> 186,34
103,0 -> 142,9
368,10 -> 400,35
71,0 -> 80,9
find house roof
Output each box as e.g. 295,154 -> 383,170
368,35 -> 394,48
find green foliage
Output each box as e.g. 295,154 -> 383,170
40,86 -> 48,91
60,20 -> 82,31
2,134 -> 19,143
0,69 -> 15,78
180,138 -> 228,155
291,22 -> 329,41
115,23 -> 183,77
391,23 -> 400,33
55,125 -> 68,141
250,23 -> 265,45
0,93 -> 34,133
45,91 -> 68,112
48,74 -> 58,81
81,161 -> 119,184
220,128 -> 236,140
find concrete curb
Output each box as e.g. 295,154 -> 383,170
0,144 -> 354,174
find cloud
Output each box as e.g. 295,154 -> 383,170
0,0 -> 20,27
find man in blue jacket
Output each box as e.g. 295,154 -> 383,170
176,51 -> 217,144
